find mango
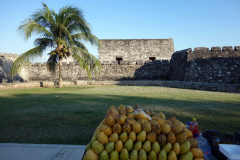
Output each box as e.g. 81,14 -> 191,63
179,151 -> 193,160
105,115 -> 116,127
162,142 -> 172,154
84,149 -> 99,160
157,134 -> 166,146
90,133 -> 98,143
110,150 -> 119,160
143,140 -> 151,153
167,132 -> 176,144
134,141 -> 142,151
92,140 -> 104,154
180,140 -> 190,154
118,104 -> 125,111
132,122 -> 142,133
190,148 -> 204,158
115,140 -> 123,152
152,141 -> 160,154
112,123 -> 122,134
117,114 -> 126,125
109,133 -> 119,142
126,105 -> 134,113
105,141 -> 115,154
120,132 -> 128,143
157,119 -> 165,126
159,112 -> 166,119
101,124 -> 112,136
122,123 -> 131,134
142,122 -> 151,134
130,149 -> 138,160
86,143 -> 91,151
126,118 -> 136,125
129,131 -> 137,142
167,151 -> 177,160
139,149 -> 147,160
147,132 -> 156,143
172,142 -> 180,155
162,124 -> 171,135
187,137 -> 199,148
124,139 -> 133,152
120,148 -> 129,160
127,112 -> 135,119
183,128 -> 193,138
152,123 -> 161,135
137,119 -> 147,125
176,131 -> 188,144
137,130 -> 147,142
98,132 -> 109,145
147,150 -> 157,160
100,150 -> 109,160
158,149 -> 167,160
171,124 -> 183,135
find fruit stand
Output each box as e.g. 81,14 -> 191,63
82,104 -> 206,160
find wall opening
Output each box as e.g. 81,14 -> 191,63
116,57 -> 123,64
149,57 -> 156,61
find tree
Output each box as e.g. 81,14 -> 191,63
10,3 -> 101,88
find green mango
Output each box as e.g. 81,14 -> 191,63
120,132 -> 128,143
124,139 -> 133,152
158,149 -> 167,160
92,140 -> 104,154
143,140 -> 151,153
110,150 -> 119,160
130,149 -> 138,160
179,151 -> 193,160
152,141 -> 160,154
147,150 -> 157,160
139,149 -> 147,160
134,141 -> 142,151
100,150 -> 109,160
105,141 -> 115,154
120,148 -> 129,160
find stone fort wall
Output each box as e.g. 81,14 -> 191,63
98,39 -> 174,62
0,45 -> 240,86
170,46 -> 240,84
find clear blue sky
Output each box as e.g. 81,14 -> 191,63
0,0 -> 239,62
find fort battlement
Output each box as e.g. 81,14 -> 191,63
0,44 -> 239,86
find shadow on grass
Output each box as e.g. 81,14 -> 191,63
0,91 -> 239,145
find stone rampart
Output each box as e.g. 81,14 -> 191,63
20,60 -> 170,82
99,39 -> 174,62
170,46 -> 240,84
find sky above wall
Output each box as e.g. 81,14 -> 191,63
0,0 -> 239,62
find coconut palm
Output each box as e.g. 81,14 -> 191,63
10,3 -> 101,88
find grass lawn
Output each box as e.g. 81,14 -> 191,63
0,86 -> 239,145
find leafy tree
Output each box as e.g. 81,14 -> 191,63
10,3 -> 101,88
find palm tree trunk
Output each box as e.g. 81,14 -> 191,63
58,58 -> 63,88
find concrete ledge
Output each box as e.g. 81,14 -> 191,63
1,80 -> 239,93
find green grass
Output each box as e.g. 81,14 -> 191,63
0,86 -> 239,145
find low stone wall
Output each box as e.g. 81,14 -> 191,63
1,80 -> 239,93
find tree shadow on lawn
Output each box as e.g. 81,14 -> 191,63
0,93 -> 239,145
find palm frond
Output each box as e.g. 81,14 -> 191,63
18,19 -> 53,40
70,46 -> 101,79
10,46 -> 44,78
34,38 -> 55,47
73,41 -> 88,52
47,54 -> 58,72
71,33 -> 101,47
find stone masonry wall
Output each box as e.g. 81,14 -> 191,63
21,60 -> 170,82
170,46 -> 240,84
0,52 -> 26,83
98,39 -> 175,62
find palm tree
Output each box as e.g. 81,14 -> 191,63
10,3 -> 101,88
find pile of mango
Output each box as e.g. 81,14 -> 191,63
83,105 -> 204,160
